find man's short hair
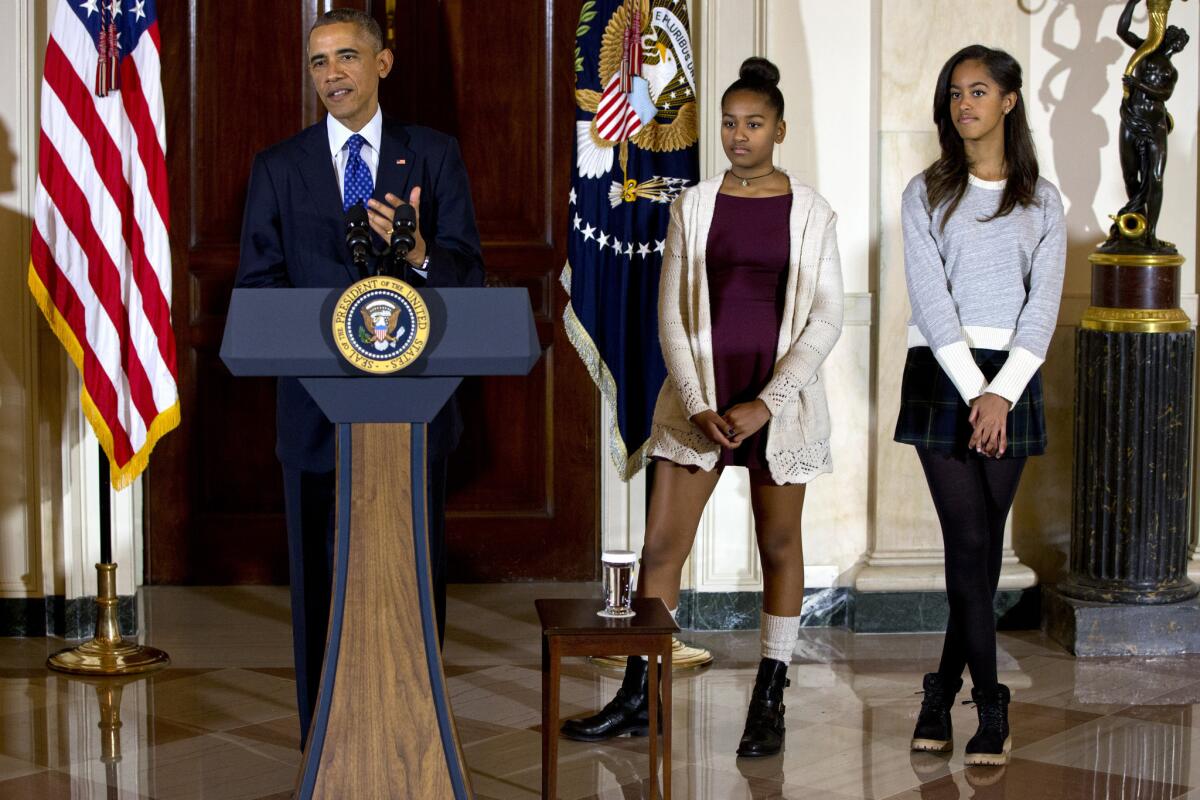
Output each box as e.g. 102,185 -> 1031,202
310,8 -> 384,53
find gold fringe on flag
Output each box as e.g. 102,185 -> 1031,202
28,262 -> 181,491
560,260 -> 651,481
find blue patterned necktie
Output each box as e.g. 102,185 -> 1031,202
342,133 -> 373,212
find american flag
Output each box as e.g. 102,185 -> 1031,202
28,0 -> 178,490
595,73 -> 645,142
594,8 -> 645,142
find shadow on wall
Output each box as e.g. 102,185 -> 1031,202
1009,2 -> 1129,584
1037,0 -> 1127,261
0,116 -> 14,194
0,117 -> 38,594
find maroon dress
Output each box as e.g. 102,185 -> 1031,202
705,192 -> 792,471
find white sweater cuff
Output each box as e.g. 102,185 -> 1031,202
933,341 -> 988,405
985,347 -> 1044,405
676,380 -> 710,420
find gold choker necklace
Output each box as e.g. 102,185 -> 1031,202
729,167 -> 776,187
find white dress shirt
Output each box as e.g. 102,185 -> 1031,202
327,106 -> 382,199
325,107 -> 427,276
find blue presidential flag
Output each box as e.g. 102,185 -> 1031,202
562,0 -> 699,480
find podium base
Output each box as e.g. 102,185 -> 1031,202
296,422 -> 469,800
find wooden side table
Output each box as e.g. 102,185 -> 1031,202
535,598 -> 679,800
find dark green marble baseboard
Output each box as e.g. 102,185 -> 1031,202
851,588 -> 1039,633
675,587 -> 851,630
0,596 -> 138,638
675,587 -> 1039,632
3,588 -> 1041,635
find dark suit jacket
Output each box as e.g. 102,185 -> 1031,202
235,116 -> 485,472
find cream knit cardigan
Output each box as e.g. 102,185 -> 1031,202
646,172 -> 844,485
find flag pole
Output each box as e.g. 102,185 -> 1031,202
98,442 -> 111,564
46,447 -> 169,676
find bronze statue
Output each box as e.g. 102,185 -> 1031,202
1104,0 -> 1190,253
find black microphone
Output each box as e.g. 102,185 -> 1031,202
344,204 -> 371,276
388,204 -> 420,281
391,204 -> 417,261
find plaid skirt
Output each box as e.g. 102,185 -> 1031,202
893,347 -> 1046,458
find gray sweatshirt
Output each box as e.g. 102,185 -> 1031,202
901,172 -> 1066,405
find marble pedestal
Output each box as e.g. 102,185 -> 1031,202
1049,326 -> 1198,655
1044,585 -> 1200,656
1062,329 -> 1196,604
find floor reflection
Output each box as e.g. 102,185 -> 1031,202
0,584 -> 1199,799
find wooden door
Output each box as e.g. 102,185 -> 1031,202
145,1 -> 598,583
373,1 -> 597,581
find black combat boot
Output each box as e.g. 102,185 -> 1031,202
560,657 -> 650,741
910,672 -> 963,753
736,658 -> 790,757
963,683 -> 1011,766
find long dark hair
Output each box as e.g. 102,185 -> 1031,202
721,57 -> 784,118
925,45 -> 1038,230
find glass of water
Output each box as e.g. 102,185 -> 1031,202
598,550 -> 636,618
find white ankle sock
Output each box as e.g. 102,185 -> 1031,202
760,612 -> 800,664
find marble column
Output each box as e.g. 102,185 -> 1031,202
1062,329 -> 1196,604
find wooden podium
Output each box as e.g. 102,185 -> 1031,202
221,287 -> 541,799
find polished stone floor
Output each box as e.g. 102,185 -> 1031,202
3,583 -> 1200,798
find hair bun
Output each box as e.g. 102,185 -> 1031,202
738,57 -> 780,87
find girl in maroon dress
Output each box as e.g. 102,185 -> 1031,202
562,57 -> 844,757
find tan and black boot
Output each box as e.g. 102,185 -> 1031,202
963,683 -> 1012,766
910,672 -> 962,753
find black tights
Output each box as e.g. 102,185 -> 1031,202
917,450 -> 1026,692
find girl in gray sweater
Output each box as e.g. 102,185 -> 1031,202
895,45 -> 1066,766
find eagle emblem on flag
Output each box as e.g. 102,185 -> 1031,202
574,0 -> 697,205
561,0 -> 699,479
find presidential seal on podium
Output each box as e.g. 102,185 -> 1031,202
332,276 -> 430,373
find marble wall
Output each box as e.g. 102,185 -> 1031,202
0,0 -> 42,604
863,1 -> 1035,596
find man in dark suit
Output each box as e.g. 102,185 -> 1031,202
235,8 -> 484,747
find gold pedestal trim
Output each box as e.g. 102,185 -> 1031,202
1088,251 -> 1186,267
47,563 -> 170,676
589,636 -> 714,670
1080,306 -> 1192,334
